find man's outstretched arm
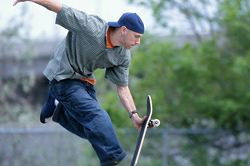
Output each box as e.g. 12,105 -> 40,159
117,85 -> 147,131
13,0 -> 62,13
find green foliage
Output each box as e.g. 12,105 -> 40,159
217,0 -> 250,55
124,0 -> 250,130
129,0 -> 220,40
128,33 -> 249,130
102,89 -> 132,128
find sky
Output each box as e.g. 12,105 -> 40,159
1,0 -> 157,39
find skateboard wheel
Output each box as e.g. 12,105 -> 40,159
152,119 -> 160,127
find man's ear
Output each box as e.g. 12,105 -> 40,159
120,26 -> 127,35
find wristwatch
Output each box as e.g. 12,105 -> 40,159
129,110 -> 138,118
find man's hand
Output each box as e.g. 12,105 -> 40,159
131,113 -> 147,131
13,0 -> 32,6
13,0 -> 62,13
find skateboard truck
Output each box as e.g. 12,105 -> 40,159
148,119 -> 160,128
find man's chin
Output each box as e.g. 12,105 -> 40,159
125,46 -> 133,50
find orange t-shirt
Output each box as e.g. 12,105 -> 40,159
81,78 -> 96,85
107,27 -> 115,49
81,27 -> 115,85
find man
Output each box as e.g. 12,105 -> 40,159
14,0 -> 147,165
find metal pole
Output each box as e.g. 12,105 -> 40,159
162,131 -> 167,166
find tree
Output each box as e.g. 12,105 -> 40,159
121,0 -> 249,130
115,1 -> 249,164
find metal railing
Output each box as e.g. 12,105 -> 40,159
0,128 -> 249,166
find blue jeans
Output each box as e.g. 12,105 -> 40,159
49,79 -> 127,166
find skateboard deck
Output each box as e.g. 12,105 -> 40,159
131,95 -> 160,166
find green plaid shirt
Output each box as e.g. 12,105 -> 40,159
43,5 -> 131,86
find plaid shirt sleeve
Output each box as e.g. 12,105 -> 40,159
105,66 -> 130,86
105,50 -> 131,87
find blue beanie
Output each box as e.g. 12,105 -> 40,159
108,13 -> 144,34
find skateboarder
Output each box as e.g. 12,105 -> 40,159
14,0 -> 147,165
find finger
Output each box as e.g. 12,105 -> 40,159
13,1 -> 19,6
138,116 -> 147,131
13,0 -> 22,6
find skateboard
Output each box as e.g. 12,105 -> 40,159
131,95 -> 160,166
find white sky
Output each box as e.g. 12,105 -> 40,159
1,0 -> 158,39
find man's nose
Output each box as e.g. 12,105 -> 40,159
135,38 -> 140,45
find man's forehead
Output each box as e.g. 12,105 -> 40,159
135,32 -> 143,37
131,30 -> 143,37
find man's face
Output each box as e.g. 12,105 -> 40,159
122,29 -> 143,50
